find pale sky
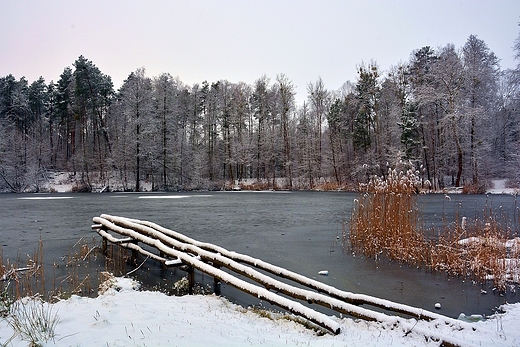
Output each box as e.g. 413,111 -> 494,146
1,0 -> 519,105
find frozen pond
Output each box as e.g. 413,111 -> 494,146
0,191 -> 518,318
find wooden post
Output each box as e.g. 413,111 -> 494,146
213,265 -> 221,295
130,240 -> 138,265
102,237 -> 107,256
188,266 -> 195,295
160,251 -> 166,269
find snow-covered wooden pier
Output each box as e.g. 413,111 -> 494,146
92,214 -> 475,345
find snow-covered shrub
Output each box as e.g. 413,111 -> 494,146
430,216 -> 518,290
173,277 -> 190,295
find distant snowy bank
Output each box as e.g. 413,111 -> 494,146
27,171 -> 520,194
487,179 -> 519,195
1,276 -> 520,346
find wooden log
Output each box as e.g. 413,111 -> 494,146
95,228 -> 168,264
102,216 -> 388,319
93,215 -> 477,345
213,265 -> 221,296
187,266 -> 194,295
129,239 -> 138,265
98,215 -> 471,329
92,216 -> 341,334
114,215 -> 465,325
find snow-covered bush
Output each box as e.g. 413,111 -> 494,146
173,277 -> 191,295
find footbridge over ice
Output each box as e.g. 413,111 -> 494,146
92,214 -> 478,347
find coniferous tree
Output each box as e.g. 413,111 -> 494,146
353,63 -> 380,154
408,46 -> 441,188
72,56 -> 114,188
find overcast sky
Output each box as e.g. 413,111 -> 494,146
1,0 -> 519,105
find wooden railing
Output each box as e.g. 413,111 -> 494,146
92,214 -> 476,346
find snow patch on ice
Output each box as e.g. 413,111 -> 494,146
138,195 -> 191,199
17,196 -> 73,200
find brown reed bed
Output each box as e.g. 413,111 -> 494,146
1,236 -> 133,308
345,167 -> 520,292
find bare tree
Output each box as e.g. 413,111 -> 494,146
275,74 -> 295,189
116,68 -> 152,191
307,77 -> 329,180
462,35 -> 500,188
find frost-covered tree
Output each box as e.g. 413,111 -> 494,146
408,46 -> 440,188
152,73 -> 184,190
462,35 -> 500,187
432,44 -> 465,187
500,27 -> 520,183
307,77 -> 329,180
295,102 -> 314,188
274,74 -> 295,189
0,75 -> 32,191
387,63 -> 420,161
115,68 -> 152,191
325,98 -> 343,184
27,77 -> 52,190
251,76 -> 274,183
52,67 -> 75,168
228,81 -> 253,183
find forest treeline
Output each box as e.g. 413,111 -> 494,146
1,34 -> 520,192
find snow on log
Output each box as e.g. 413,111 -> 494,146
93,214 -> 479,344
95,228 -> 170,264
93,216 -> 341,334
99,214 -> 471,328
96,215 -> 395,322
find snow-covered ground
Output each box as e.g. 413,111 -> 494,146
44,173 -> 518,195
487,179 -> 519,195
1,277 -> 519,347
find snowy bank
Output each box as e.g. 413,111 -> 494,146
1,277 -> 519,347
487,179 -> 519,195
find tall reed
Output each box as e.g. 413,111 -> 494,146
346,168 -> 519,291
349,168 -> 427,267
0,236 -> 124,304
